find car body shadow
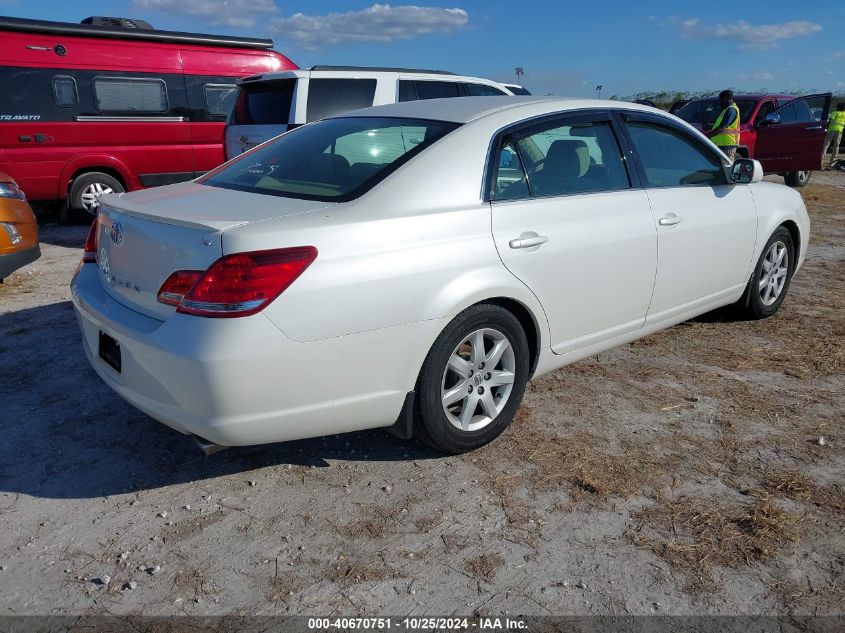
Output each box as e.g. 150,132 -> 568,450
0,302 -> 440,501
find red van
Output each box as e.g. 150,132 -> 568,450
675,93 -> 831,187
0,16 -> 296,218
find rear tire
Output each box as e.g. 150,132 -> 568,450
69,172 -> 124,214
734,226 -> 795,320
413,304 -> 530,454
784,170 -> 811,188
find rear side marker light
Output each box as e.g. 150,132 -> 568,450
82,221 -> 98,263
156,246 -> 317,318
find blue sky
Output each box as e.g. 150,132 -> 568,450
3,0 -> 844,96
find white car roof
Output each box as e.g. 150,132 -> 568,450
337,96 -> 664,124
239,68 -> 511,89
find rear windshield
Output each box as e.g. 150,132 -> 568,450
674,99 -> 757,126
202,116 -> 459,202
232,79 -> 295,125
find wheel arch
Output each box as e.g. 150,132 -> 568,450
58,155 -> 135,200
780,219 -> 801,264
482,296 -> 542,378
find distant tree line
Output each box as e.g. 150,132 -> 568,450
609,89 -> 845,110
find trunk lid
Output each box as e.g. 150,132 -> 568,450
94,183 -> 332,320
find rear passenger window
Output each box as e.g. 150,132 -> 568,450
626,121 -> 725,187
93,77 -> 167,113
233,79 -> 295,125
52,76 -> 78,107
414,81 -> 460,100
306,79 -> 377,123
204,84 -> 238,116
497,119 -> 630,199
464,83 -> 507,96
494,143 -> 529,200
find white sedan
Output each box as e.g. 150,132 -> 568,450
71,97 -> 809,454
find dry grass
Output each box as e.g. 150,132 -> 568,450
630,495 -> 809,591
463,553 -> 504,583
764,471 -> 845,513
326,560 -> 394,586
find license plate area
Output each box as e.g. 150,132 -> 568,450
98,331 -> 121,373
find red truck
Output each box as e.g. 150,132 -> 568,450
0,15 -> 296,219
674,93 -> 831,187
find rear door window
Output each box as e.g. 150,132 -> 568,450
306,78 -> 377,123
507,119 -> 631,197
93,77 -> 168,113
232,79 -> 296,125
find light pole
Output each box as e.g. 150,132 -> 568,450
596,84 -> 603,99
515,67 -> 524,85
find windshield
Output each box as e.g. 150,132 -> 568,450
203,116 -> 459,201
675,99 -> 757,126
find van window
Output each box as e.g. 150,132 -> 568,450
414,81 -> 460,100
233,79 -> 295,125
464,83 -> 507,96
52,76 -> 79,108
204,84 -> 238,116
93,77 -> 168,113
306,79 -> 377,123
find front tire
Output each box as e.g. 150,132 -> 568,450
735,227 -> 795,319
414,304 -> 530,454
784,170 -> 811,188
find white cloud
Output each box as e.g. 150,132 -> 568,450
678,18 -> 821,48
270,4 -> 469,50
132,0 -> 278,29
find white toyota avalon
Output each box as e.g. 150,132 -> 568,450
71,97 -> 810,454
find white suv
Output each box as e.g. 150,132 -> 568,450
224,65 -> 516,159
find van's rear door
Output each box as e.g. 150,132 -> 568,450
754,93 -> 831,173
224,77 -> 297,160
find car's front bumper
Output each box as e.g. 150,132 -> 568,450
70,263 -> 428,447
0,244 -> 40,279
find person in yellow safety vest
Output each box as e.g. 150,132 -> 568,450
706,90 -> 741,161
822,102 -> 845,169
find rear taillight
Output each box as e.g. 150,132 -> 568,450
156,247 -> 317,318
157,270 -> 203,306
82,221 -> 98,263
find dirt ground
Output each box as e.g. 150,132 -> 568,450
0,174 -> 842,618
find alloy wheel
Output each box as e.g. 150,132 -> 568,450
80,182 -> 114,211
441,328 -> 516,432
759,240 -> 789,306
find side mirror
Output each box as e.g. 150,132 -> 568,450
729,158 -> 764,184
760,112 -> 781,126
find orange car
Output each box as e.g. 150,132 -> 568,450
0,171 -> 39,281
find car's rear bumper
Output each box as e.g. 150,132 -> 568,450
70,263 -> 430,447
0,244 -> 40,279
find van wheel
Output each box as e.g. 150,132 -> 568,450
784,170 -> 811,188
413,304 -> 530,454
69,172 -> 124,214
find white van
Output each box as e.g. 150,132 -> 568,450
224,66 -> 517,159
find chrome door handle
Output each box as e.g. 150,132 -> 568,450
658,214 -> 683,226
509,235 -> 549,249
804,125 -> 824,131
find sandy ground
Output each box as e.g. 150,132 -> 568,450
0,174 -> 842,618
